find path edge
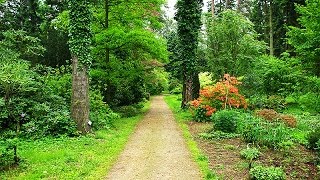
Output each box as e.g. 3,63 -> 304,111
163,95 -> 218,180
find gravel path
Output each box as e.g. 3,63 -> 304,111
106,96 -> 202,180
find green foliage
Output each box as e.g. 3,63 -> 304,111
211,110 -> 240,133
297,93 -> 320,114
287,0 -> 320,76
0,36 -> 75,138
0,30 -> 45,62
307,127 -> 320,149
249,165 -> 286,180
247,55 -> 303,96
238,114 -> 293,149
0,112 -> 147,179
206,10 -> 265,77
194,107 -> 211,122
114,101 -> 147,118
249,95 -> 286,111
199,131 -> 240,140
240,147 -> 260,161
115,106 -> 140,118
68,0 -> 92,68
145,68 -> 169,95
174,0 -> 203,75
90,90 -> 119,130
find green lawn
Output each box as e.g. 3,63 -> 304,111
0,102 -> 150,180
164,94 -> 217,180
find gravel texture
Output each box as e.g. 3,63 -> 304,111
106,96 -> 201,180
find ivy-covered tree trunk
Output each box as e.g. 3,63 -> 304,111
69,0 -> 92,134
175,0 -> 202,108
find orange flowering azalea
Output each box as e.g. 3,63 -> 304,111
189,74 -> 247,119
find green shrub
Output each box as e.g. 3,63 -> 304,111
238,114 -> 292,149
115,105 -> 140,118
298,93 -> 320,114
194,107 -> 211,122
211,110 -> 239,133
240,147 -> 260,161
90,90 -> 119,130
307,126 -> 320,149
249,95 -> 286,111
250,165 -> 286,180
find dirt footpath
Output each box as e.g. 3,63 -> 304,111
106,96 -> 201,180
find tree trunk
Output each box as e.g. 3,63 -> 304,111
192,73 -> 200,100
181,74 -> 194,108
71,55 -> 91,134
181,73 -> 199,108
105,0 -> 110,63
269,0 -> 274,56
226,0 -> 230,9
211,0 -> 215,17
105,0 -> 113,103
237,0 -> 241,12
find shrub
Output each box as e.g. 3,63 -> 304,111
297,92 -> 320,114
278,114 -> 297,128
90,90 -> 119,130
190,74 -> 247,121
255,109 -> 278,121
194,107 -> 212,122
114,105 -> 140,118
240,147 -> 260,161
255,109 -> 297,128
238,115 -> 292,149
211,110 -> 239,133
307,127 -> 320,149
250,165 -> 286,180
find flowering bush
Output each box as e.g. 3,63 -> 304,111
190,74 -> 247,121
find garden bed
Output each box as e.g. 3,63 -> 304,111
188,121 -> 319,179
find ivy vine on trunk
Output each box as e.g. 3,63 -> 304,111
175,0 -> 203,108
68,0 -> 92,134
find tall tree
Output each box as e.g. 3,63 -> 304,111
287,0 -> 320,76
175,0 -> 203,108
206,10 -> 265,78
250,0 -> 305,56
269,0 -> 274,56
68,0 -> 92,134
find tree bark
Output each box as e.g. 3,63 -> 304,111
211,0 -> 215,17
226,0 -> 230,9
181,73 -> 199,108
269,0 -> 274,56
237,0 -> 241,12
181,74 -> 193,108
71,55 -> 91,134
105,0 -> 113,103
192,73 -> 200,100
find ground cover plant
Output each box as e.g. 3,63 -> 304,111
0,101 -> 150,179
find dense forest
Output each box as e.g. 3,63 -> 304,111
0,0 -> 319,179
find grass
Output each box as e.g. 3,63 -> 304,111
164,94 -> 217,180
0,101 -> 151,180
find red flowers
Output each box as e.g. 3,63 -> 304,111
190,74 -> 247,117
